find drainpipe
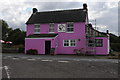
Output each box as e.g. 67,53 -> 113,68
106,30 -> 110,55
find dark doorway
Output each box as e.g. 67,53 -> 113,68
45,41 -> 51,55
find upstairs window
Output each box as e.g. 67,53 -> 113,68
95,39 -> 103,47
67,22 -> 74,32
34,24 -> 40,34
63,39 -> 76,47
49,23 -> 54,32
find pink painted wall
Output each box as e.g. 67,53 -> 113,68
95,37 -> 109,55
25,22 -> 109,55
26,24 -> 34,36
25,22 -> 86,54
25,39 -> 45,54
25,38 -> 58,54
56,22 -> 86,54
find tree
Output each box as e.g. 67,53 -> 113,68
7,28 -> 26,45
1,20 -> 12,41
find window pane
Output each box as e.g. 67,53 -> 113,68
67,23 -> 74,32
70,40 -> 76,46
64,43 -> 69,46
34,24 -> 40,33
49,23 -> 54,32
64,40 -> 69,46
34,25 -> 40,28
34,29 -> 40,32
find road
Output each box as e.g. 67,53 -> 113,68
2,53 -> 119,78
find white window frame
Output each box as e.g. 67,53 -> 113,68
49,23 -> 54,33
63,39 -> 76,47
34,24 -> 40,34
67,22 -> 74,33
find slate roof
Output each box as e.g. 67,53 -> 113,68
26,9 -> 87,24
27,33 -> 58,38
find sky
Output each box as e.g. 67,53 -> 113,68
0,0 -> 119,35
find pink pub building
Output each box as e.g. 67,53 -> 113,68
25,4 -> 110,55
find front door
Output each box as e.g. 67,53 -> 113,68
45,41 -> 51,55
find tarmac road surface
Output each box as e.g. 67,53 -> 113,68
2,53 -> 119,78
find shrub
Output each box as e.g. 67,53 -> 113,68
26,49 -> 38,55
18,47 -> 24,53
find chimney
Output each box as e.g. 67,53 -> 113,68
83,3 -> 88,11
106,30 -> 109,34
88,24 -> 92,27
33,8 -> 38,13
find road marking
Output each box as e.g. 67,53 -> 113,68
58,61 -> 69,63
12,58 -> 19,60
41,60 -> 53,62
37,58 -> 41,59
112,61 -> 118,64
7,56 -> 12,58
4,66 -> 10,79
21,57 -> 28,59
76,59 -> 80,61
27,59 -> 36,61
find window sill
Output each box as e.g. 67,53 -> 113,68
63,46 -> 76,47
34,33 -> 40,34
66,32 -> 74,33
49,32 -> 55,33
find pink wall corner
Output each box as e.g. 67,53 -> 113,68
26,24 -> 34,36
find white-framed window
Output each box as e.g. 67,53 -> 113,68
34,24 -> 40,34
67,22 -> 74,32
49,23 -> 54,33
63,39 -> 76,47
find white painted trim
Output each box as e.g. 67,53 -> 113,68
25,37 -> 55,39
34,32 -> 40,34
49,32 -> 55,33
66,32 -> 74,33
25,35 -> 58,39
54,35 -> 58,39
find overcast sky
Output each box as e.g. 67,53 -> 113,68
0,0 -> 119,35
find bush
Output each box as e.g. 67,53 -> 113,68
110,43 -> 120,52
26,49 -> 38,55
18,47 -> 24,53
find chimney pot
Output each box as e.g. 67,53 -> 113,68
33,8 -> 38,13
83,3 -> 87,10
106,30 -> 109,34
